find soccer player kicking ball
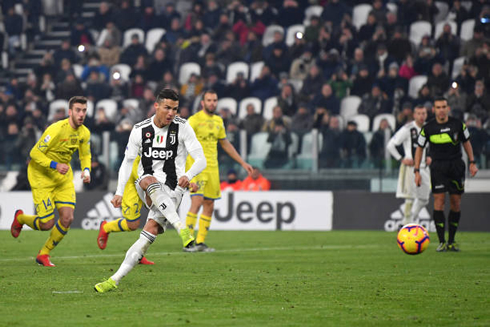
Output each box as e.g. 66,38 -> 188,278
11,96 -> 92,267
95,89 -> 206,292
414,97 -> 478,252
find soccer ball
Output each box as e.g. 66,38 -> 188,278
397,224 -> 430,255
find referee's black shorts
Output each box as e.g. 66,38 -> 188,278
430,159 -> 466,195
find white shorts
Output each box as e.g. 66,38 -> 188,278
396,163 -> 430,200
135,181 -> 185,229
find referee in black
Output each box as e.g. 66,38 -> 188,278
414,96 -> 478,252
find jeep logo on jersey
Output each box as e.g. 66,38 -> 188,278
143,147 -> 174,160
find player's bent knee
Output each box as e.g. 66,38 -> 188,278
39,219 -> 55,230
127,220 -> 140,231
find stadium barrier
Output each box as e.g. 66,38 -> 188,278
0,191 -> 488,232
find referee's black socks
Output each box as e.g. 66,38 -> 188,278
433,210 -> 446,243
448,211 -> 461,244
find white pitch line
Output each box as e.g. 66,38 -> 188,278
0,244 -> 381,263
52,291 -> 84,294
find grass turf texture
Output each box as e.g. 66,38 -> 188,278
1,230 -> 489,326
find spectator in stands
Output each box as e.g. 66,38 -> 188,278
321,0 -> 350,28
129,55 -> 147,80
263,106 -> 292,169
348,48 -> 366,79
5,78 -> 23,102
4,122 -> 20,169
328,68 -> 352,99
240,103 -> 264,154
53,40 -> 79,66
249,0 -> 276,26
81,56 -> 110,82
239,31 -> 262,63
291,104 -> 313,151
195,33 -> 218,66
250,65 -> 279,101
317,48 -> 343,81
427,62 -> 450,97
130,74 -> 146,98
120,34 -> 148,67
158,2 -> 181,30
384,12 -> 400,40
15,116 -> 38,163
396,102 -> 414,130
93,2 -> 113,31
414,35 -> 438,75
309,83 -> 340,115
377,62 -> 408,100
142,88 -> 156,115
70,20 -> 95,47
227,72 -> 250,101
397,0 -> 417,27
220,169 -> 243,191
340,121 -> 366,168
414,84 -> 433,108
202,0 -> 221,30
163,17 -> 185,45
449,0 -> 469,33
289,28 -> 308,60
358,84 -> 391,124
304,16 -> 321,44
436,23 -> 461,64
465,114 -> 489,165
277,0 -> 303,27
338,25 -> 358,59
468,41 -> 490,81
445,81 -> 467,117
350,64 -> 373,97
38,73 -> 56,102
93,107 -> 116,135
110,73 -> 129,103
97,38 -> 121,67
215,35 -> 242,68
263,30 -> 288,62
369,118 -> 393,168
399,54 -> 417,80
299,64 -> 324,103
84,157 -> 108,191
359,13 -> 377,43
461,26 -> 486,58
113,0 -> 138,32
370,0 -> 388,24
180,73 -> 204,105
202,53 -> 224,79
416,0 -> 439,22
205,72 -> 227,98
98,21 -> 122,48
146,48 -> 172,82
86,71 -> 113,103
290,46 -> 314,80
277,83 -> 297,117
466,80 -> 490,123
319,115 -> 342,168
139,5 -> 160,32
387,28 -> 412,65
241,166 -> 271,191
4,6 -> 24,55
184,1 -> 205,32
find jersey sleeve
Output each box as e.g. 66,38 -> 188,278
182,122 -> 203,153
29,123 -> 60,169
125,126 -> 141,159
386,127 -> 407,160
461,122 -> 470,142
217,118 -> 227,140
417,126 -> 428,148
78,127 -> 92,171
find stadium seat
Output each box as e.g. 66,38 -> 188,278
303,5 -> 323,25
372,113 -> 396,132
434,1 -> 449,23
249,61 -> 264,82
352,4 -> 373,31
263,97 -> 278,121
248,132 -> 271,168
460,19 -> 475,41
73,170 -> 84,192
348,114 -> 370,132
96,99 -> 118,122
285,132 -> 300,168
452,56 -> 466,79
461,1 -> 472,12
48,99 -> 69,121
123,98 -> 140,110
285,24 -> 305,47
238,97 -> 262,120
73,64 -> 83,79
145,28 -> 166,53
409,21 -> 432,46
340,96 -> 361,121
86,99 -> 94,117
408,75 -> 428,98
123,28 -> 145,48
296,131 -> 323,169
110,63 -> 131,81
178,62 -> 201,85
434,20 -> 457,39
288,79 -> 303,93
226,61 -> 249,84
217,97 -> 238,116
262,25 -> 284,46
386,3 -> 397,13
0,171 -> 19,191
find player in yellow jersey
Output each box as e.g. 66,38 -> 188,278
11,96 -> 92,267
96,156 -> 154,265
185,90 -> 253,252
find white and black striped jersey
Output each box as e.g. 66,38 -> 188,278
387,121 -> 428,166
116,115 -> 204,195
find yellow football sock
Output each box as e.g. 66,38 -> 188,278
40,220 -> 69,255
18,213 -> 41,230
186,212 -> 198,235
196,214 -> 212,244
103,218 -> 130,233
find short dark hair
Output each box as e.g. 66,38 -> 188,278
68,96 -> 87,109
201,89 -> 217,101
414,104 -> 426,111
156,88 -> 179,103
433,96 -> 447,103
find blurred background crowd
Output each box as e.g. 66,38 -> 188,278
0,0 -> 489,180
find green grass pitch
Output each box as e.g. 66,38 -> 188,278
1,229 -> 489,326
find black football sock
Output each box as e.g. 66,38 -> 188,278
448,210 -> 461,244
433,210 -> 446,243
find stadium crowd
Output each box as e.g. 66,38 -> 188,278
1,0 -> 490,172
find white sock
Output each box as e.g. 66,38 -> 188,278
147,183 -> 184,232
402,199 -> 413,222
410,198 -> 429,222
111,230 -> 156,284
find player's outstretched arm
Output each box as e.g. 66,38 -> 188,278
219,138 -> 253,176
463,140 -> 478,177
